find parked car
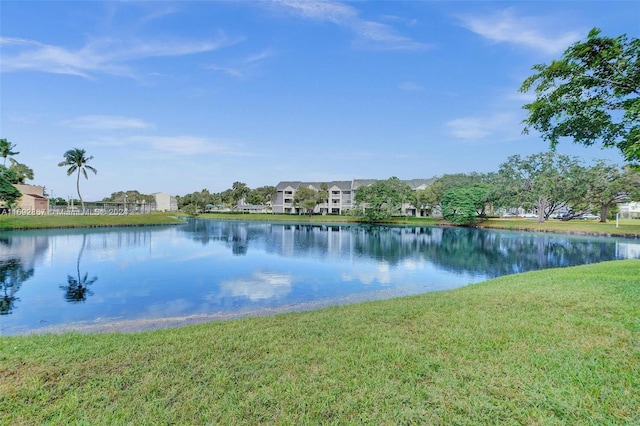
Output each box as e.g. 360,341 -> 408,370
577,213 -> 601,221
519,213 -> 538,219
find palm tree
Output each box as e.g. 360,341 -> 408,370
58,148 -> 97,212
0,139 -> 20,166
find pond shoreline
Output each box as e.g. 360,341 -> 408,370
2,214 -> 638,238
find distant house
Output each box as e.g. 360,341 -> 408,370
619,201 -> 640,219
152,192 -> 178,212
13,184 -> 49,213
235,204 -> 269,213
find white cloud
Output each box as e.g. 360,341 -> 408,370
446,112 -> 518,141
129,135 -> 231,156
63,115 -> 153,130
270,0 -> 428,51
458,8 -> 582,55
0,33 -> 235,78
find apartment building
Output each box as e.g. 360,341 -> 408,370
272,178 -> 434,215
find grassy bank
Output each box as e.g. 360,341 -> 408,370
478,217 -> 640,237
0,212 -> 185,230
2,260 -> 638,424
1,211 -> 639,238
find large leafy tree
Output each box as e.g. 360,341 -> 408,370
102,190 -> 154,204
442,184 -> 492,226
8,159 -> 34,184
0,139 -> 19,166
419,173 -> 488,213
58,148 -> 97,212
354,177 -> 414,222
230,181 -> 250,207
495,152 -> 587,223
245,186 -> 277,205
520,28 -> 640,164
293,186 -> 320,215
0,166 -> 22,205
584,161 -> 640,222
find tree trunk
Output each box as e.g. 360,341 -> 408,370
76,169 -> 85,213
600,203 -> 609,223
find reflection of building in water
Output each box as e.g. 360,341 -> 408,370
616,241 -> 640,258
43,229 -> 157,261
266,224 -> 445,264
0,234 -> 49,316
0,233 -> 49,268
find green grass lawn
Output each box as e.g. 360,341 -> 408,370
1,260 -> 638,424
0,212 -> 185,230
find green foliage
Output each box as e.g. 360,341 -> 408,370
495,152 -> 586,223
0,138 -> 20,166
245,186 -> 277,205
102,190 -> 154,203
421,173 -> 490,211
0,171 -> 22,205
181,204 -> 198,216
230,181 -> 250,206
521,28 -> 640,164
355,177 -> 414,221
442,184 -> 491,225
584,161 -> 640,222
8,159 -> 33,184
293,186 -> 320,215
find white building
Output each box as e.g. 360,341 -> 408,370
152,192 -> 178,212
272,179 -> 434,215
619,201 -> 640,219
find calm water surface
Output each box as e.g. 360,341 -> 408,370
1,219 -> 639,335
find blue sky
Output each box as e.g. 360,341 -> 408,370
1,1 -> 637,200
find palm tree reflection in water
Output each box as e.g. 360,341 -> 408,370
60,234 -> 97,303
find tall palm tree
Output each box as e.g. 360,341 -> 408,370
58,148 -> 97,212
0,139 -> 20,166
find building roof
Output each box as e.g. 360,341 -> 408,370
24,193 -> 48,200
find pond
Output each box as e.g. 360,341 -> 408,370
1,219 -> 639,335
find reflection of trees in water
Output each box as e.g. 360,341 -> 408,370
60,234 -> 97,303
0,233 -> 48,315
181,220 -> 635,278
0,258 -> 34,315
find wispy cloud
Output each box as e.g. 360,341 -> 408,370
446,112 -> 519,141
398,81 -> 424,92
0,33 -> 236,78
458,8 -> 581,55
207,48 -> 276,79
129,135 -> 232,156
63,115 -> 153,130
269,0 -> 429,51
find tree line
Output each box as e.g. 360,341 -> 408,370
356,153 -> 639,224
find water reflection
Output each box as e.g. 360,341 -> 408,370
0,233 -> 48,315
0,220 -> 638,335
0,259 -> 33,315
179,221 -> 633,277
60,235 -> 98,303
